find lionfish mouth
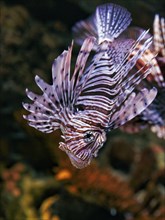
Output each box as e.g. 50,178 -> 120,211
66,151 -> 91,169
59,142 -> 91,169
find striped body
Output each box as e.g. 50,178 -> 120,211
23,4 -> 157,168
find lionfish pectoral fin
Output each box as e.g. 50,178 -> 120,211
51,47 -> 73,108
23,97 -> 60,133
109,87 -> 157,130
23,48 -> 74,133
22,111 -> 60,133
23,37 -> 96,133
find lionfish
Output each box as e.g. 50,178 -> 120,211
23,3 -> 157,169
118,15 -> 165,138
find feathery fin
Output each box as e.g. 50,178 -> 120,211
72,3 -> 132,46
109,87 -> 157,130
23,37 -> 96,133
96,3 -> 132,43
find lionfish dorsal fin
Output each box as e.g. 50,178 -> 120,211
141,49 -> 165,88
71,36 -> 106,105
70,37 -> 96,103
107,39 -> 134,68
153,14 -> 165,57
120,25 -> 165,88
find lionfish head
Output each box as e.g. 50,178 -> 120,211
59,113 -> 107,169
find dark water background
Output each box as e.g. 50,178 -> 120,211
0,0 -> 165,219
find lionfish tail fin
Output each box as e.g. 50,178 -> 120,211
72,3 -> 132,47
96,3 -> 132,44
109,87 -> 157,130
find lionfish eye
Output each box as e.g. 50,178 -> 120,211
84,131 -> 95,143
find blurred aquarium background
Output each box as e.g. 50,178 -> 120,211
0,0 -> 165,219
